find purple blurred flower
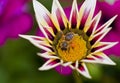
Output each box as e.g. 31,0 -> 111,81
96,0 -> 120,56
0,0 -> 33,45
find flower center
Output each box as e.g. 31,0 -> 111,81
56,32 -> 87,62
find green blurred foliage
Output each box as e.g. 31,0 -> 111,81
0,38 -> 74,83
0,0 -> 120,83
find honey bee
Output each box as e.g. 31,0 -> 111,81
60,41 -> 68,50
60,32 -> 74,50
65,32 -> 74,41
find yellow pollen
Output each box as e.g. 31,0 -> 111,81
57,34 -> 87,62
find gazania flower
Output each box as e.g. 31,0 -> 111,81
20,0 -> 118,78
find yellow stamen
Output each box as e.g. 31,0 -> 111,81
57,34 -> 87,62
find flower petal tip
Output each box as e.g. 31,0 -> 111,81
114,41 -> 119,45
33,0 -> 37,4
86,75 -> 92,79
33,0 -> 38,7
111,61 -> 116,66
114,15 -> 118,19
38,66 -> 47,71
106,61 -> 116,66
38,63 -> 60,71
111,42 -> 119,47
38,64 -> 53,71
79,70 -> 92,79
19,34 -> 28,39
37,52 -> 60,59
82,71 -> 92,79
110,15 -> 118,22
19,34 -> 36,40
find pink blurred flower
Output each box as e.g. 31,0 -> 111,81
96,0 -> 120,56
0,0 -> 33,45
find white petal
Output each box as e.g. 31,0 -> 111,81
91,52 -> 116,65
93,42 -> 118,53
33,0 -> 50,26
69,64 -> 75,69
81,54 -> 100,63
44,26 -> 56,37
76,63 -> 91,79
19,35 -> 45,41
88,11 -> 101,37
90,27 -> 112,46
69,0 -> 79,28
52,0 -> 68,30
33,0 -> 54,41
51,0 -> 61,31
37,52 -> 59,59
75,60 -> 79,68
19,35 -> 52,52
89,15 -> 117,44
39,59 -> 61,70
19,34 -> 51,45
79,0 -> 96,31
96,15 -> 117,33
62,62 -> 72,67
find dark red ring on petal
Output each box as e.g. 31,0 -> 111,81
79,9 -> 90,30
86,19 -> 97,36
93,55 -> 103,60
85,57 -> 95,60
91,44 -> 107,52
71,10 -> 77,28
48,59 -> 60,65
44,14 -> 58,34
71,63 -> 75,67
44,28 -> 54,41
41,44 -> 54,52
56,9 -> 66,30
90,33 -> 102,45
78,63 -> 85,72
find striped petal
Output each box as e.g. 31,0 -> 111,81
89,16 -> 117,45
92,52 -> 116,65
87,11 -> 101,37
76,63 -> 91,79
79,0 -> 96,30
51,0 -> 68,31
91,42 -> 118,53
39,59 -> 61,70
89,12 -> 117,46
81,54 -> 100,63
42,26 -> 55,41
37,52 -> 59,59
69,0 -> 79,29
95,15 -> 117,33
19,35 -> 52,52
82,52 -> 116,65
90,27 -> 112,46
33,0 -> 57,40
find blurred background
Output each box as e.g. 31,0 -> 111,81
0,0 -> 120,83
